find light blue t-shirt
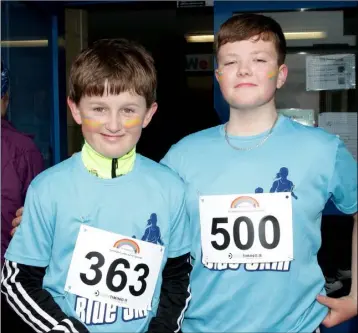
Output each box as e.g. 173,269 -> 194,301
5,153 -> 191,332
161,115 -> 357,333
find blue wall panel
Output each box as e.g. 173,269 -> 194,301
1,1 -> 53,167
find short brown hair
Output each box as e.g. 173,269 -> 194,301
69,39 -> 157,107
215,14 -> 287,65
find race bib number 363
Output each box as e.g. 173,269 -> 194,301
200,193 -> 294,264
64,225 -> 164,310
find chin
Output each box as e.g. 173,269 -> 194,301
231,102 -> 260,110
92,144 -> 126,159
230,97 -> 272,110
103,150 -> 128,159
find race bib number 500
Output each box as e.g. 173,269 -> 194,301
200,193 -> 294,264
65,225 -> 164,310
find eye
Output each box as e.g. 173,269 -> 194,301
93,107 -> 105,112
254,59 -> 267,63
224,61 -> 235,66
122,108 -> 135,114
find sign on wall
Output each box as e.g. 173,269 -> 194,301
177,0 -> 213,7
186,54 -> 213,72
306,54 -> 356,91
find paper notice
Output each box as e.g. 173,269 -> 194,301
278,109 -> 315,126
306,54 -> 356,91
318,112 -> 357,160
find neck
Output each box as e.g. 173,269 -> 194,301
81,141 -> 136,179
227,101 -> 278,136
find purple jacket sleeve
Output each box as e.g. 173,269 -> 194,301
17,149 -> 44,199
1,148 -> 44,262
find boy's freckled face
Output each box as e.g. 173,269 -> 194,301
216,38 -> 288,110
68,90 -> 157,158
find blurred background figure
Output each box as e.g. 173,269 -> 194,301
1,61 -> 44,332
1,61 -> 44,262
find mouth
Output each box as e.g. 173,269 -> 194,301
235,83 -> 257,88
101,133 -> 123,141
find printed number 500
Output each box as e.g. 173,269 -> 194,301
211,216 -> 280,251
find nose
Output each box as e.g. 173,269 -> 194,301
104,112 -> 122,133
237,60 -> 252,77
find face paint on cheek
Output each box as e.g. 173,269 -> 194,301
123,117 -> 142,129
217,69 -> 224,79
267,70 -> 278,80
82,117 -> 105,131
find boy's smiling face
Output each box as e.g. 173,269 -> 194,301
216,37 -> 288,111
68,87 -> 157,158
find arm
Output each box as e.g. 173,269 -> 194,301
1,260 -> 88,333
4,147 -> 43,239
147,253 -> 192,333
18,147 -> 44,198
316,139 -> 357,326
2,184 -> 88,332
1,161 -> 23,250
145,165 -> 192,332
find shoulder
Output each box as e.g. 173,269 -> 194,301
1,123 -> 41,154
137,154 -> 184,189
172,125 -> 222,152
283,116 -> 340,149
30,155 -> 78,192
160,125 -> 222,171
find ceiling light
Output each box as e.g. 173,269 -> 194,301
284,31 -> 326,40
185,34 -> 214,43
185,31 -> 326,43
0,39 -> 49,47
0,38 -> 65,47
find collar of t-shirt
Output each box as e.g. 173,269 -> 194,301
81,141 -> 136,179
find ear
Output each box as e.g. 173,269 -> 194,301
276,64 -> 288,89
67,97 -> 82,125
142,102 -> 158,128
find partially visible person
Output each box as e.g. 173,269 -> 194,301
1,61 -> 44,332
1,61 -> 44,264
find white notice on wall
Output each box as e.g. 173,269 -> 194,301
306,54 -> 356,91
278,109 -> 316,126
318,112 -> 357,160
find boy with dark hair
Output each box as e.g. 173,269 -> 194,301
161,13 -> 357,332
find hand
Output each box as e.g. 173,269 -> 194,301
10,207 -> 24,237
317,294 -> 358,328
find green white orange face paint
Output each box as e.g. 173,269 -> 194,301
267,70 -> 278,80
82,117 -> 104,131
123,117 -> 141,129
82,115 -> 142,132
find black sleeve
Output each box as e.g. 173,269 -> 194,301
1,260 -> 89,333
147,253 -> 192,333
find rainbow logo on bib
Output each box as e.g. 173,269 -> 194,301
113,239 -> 140,254
231,196 -> 260,209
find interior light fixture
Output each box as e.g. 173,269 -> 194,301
185,31 -> 326,43
0,38 -> 65,47
0,39 -> 48,47
185,34 -> 214,43
284,31 -> 327,39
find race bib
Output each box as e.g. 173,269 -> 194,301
200,193 -> 293,264
64,225 -> 164,310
